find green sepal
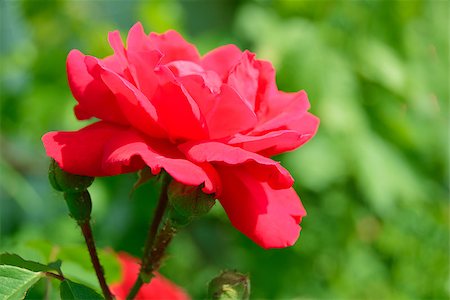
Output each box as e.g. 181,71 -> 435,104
49,159 -> 94,193
64,191 -> 92,223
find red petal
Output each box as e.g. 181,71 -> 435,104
166,60 -> 206,77
126,49 -> 162,101
107,30 -> 128,68
253,111 -> 320,154
42,122 -> 218,193
102,129 -> 218,193
203,84 -> 256,139
245,90 -> 319,155
228,89 -> 320,156
111,253 -> 190,300
256,90 -> 316,132
226,51 -> 259,110
42,122 -> 138,177
125,22 -> 163,100
228,130 -> 309,157
66,50 -> 127,123
251,61 -> 319,149
126,22 -> 154,53
253,59 -> 277,113
179,141 -> 293,190
217,166 -> 306,249
149,30 -> 200,64
85,56 -> 166,138
201,44 -> 242,80
180,76 -> 256,139
151,67 -> 209,141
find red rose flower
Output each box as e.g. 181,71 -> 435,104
42,22 -> 319,248
110,252 -> 189,300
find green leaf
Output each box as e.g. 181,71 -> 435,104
0,253 -> 62,275
59,280 -> 103,300
0,265 -> 43,300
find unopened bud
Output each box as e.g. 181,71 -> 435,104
208,270 -> 250,300
168,181 -> 216,226
64,191 -> 92,223
49,159 -> 94,193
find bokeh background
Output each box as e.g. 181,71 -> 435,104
1,0 -> 448,299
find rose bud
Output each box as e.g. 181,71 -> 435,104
63,190 -> 92,223
49,159 -> 94,193
208,270 -> 250,300
168,180 -> 216,226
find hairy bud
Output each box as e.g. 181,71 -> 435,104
167,181 -> 216,226
208,270 -> 250,300
64,191 -> 92,223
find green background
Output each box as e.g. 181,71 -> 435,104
1,0 -> 448,299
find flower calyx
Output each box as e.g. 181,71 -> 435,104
49,159 -> 94,223
49,159 -> 94,193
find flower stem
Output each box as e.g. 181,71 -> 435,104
126,173 -> 174,300
126,274 -> 144,300
79,220 -> 113,300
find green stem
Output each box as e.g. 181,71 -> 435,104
126,173 -> 173,300
126,275 -> 144,300
146,220 -> 177,272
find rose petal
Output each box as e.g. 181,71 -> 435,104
166,60 -> 205,77
150,66 -> 209,141
125,22 -> 163,100
179,141 -> 293,190
167,61 -> 223,93
180,76 -> 256,139
85,56 -> 166,138
149,30 -> 200,64
42,122 -> 218,193
201,44 -> 242,80
255,90 -> 313,132
217,166 -> 306,249
226,51 -> 259,110
108,30 -> 128,68
125,49 -> 162,101
66,50 -> 127,123
253,59 -> 277,112
203,84 -> 257,139
102,128 -> 218,193
254,111 -> 320,151
42,122 -> 140,177
228,130 -> 311,157
126,22 -> 154,53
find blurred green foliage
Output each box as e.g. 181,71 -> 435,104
1,0 -> 448,299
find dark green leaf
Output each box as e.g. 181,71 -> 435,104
59,280 -> 103,300
0,265 -> 43,300
0,253 -> 61,275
